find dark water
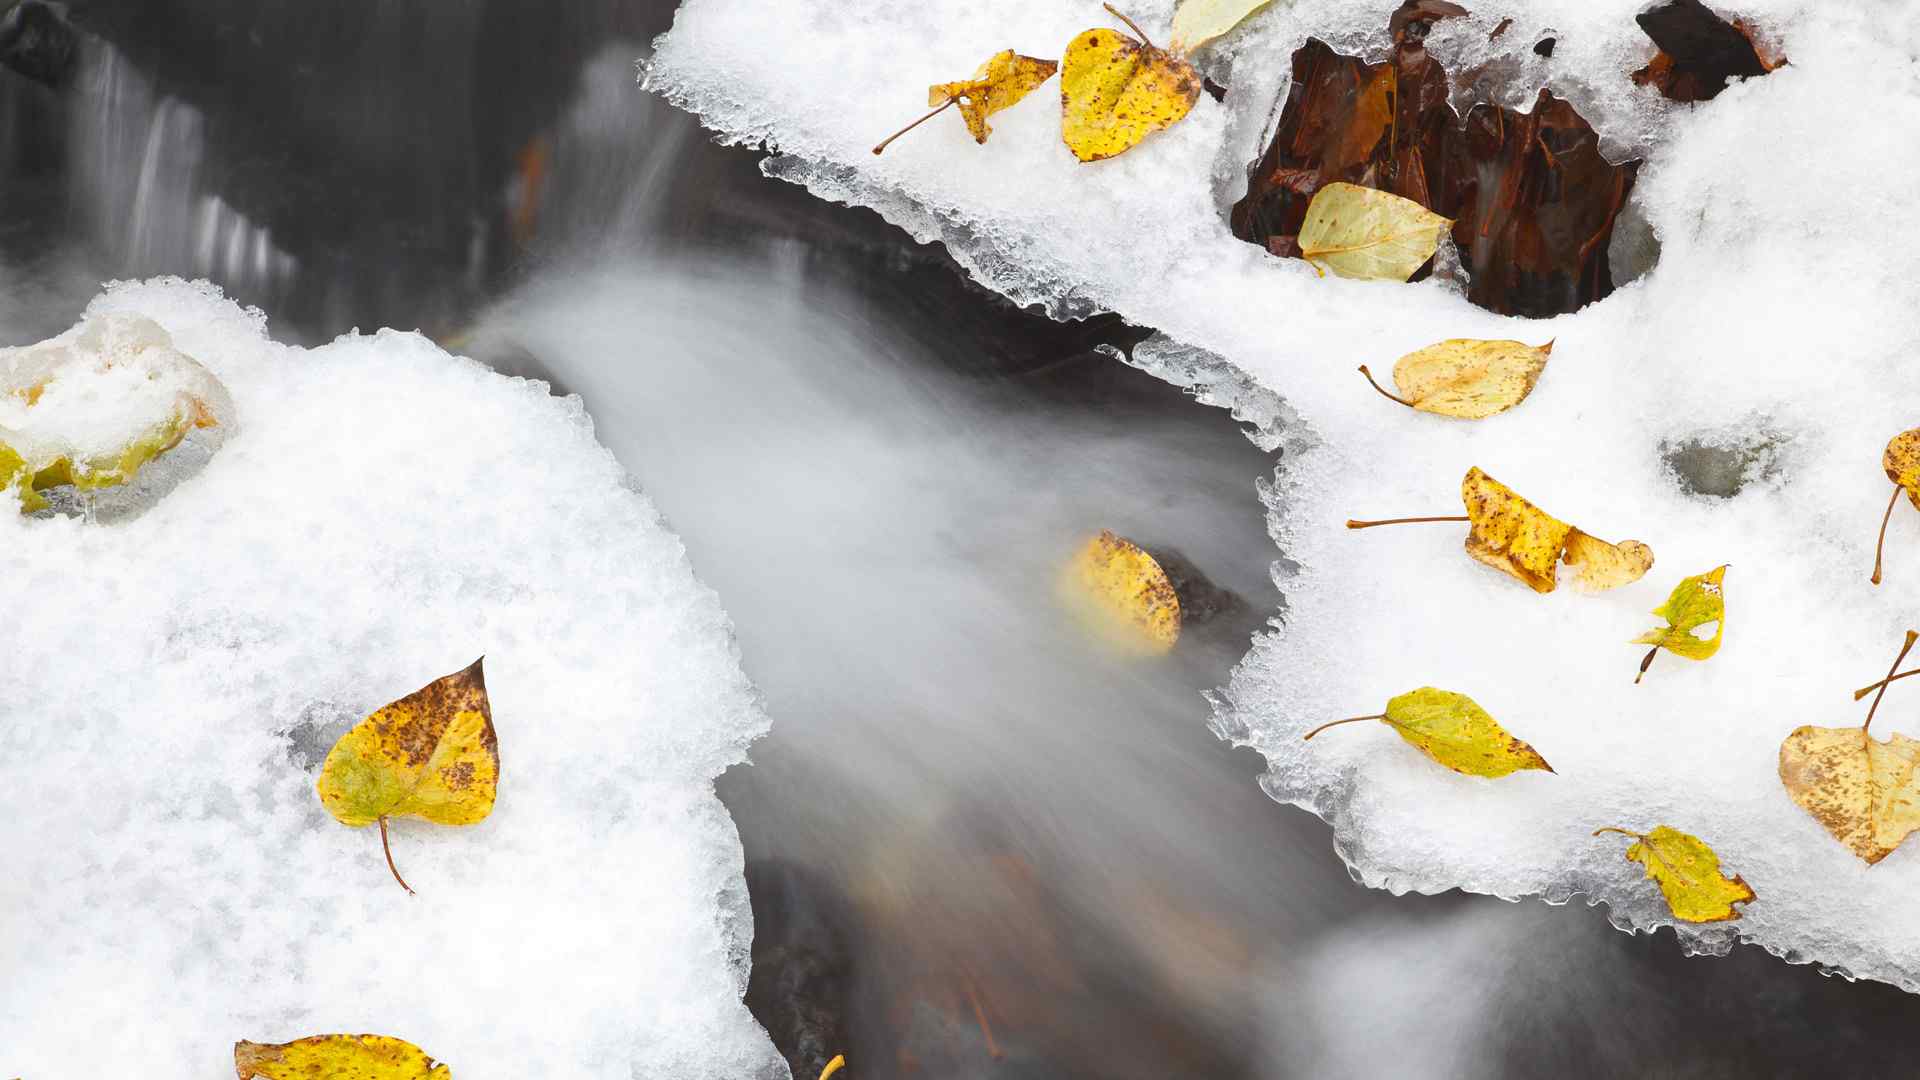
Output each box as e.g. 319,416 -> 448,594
7,3 -> 1920,1077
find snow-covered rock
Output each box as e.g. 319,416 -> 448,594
0,279 -> 785,1078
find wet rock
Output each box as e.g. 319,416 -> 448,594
1231,1 -> 1641,317
0,0 -> 77,87
742,860 -> 856,1080
1633,0 -> 1781,103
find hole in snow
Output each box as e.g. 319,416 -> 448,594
1661,423 -> 1794,499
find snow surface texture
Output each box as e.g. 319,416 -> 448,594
0,280 -> 786,1078
649,0 -> 1920,985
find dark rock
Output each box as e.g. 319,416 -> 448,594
1230,4 -> 1641,317
0,0 -> 78,87
1633,0 -> 1779,102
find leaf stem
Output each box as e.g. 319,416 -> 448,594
1872,482 -> 1901,585
1302,714 -> 1386,741
1103,2 -> 1156,48
1854,667 -> 1920,701
1345,515 -> 1468,529
1592,826 -> 1645,841
1862,630 -> 1919,734
379,815 -> 416,896
1634,646 -> 1659,685
1357,365 -> 1415,408
872,98 -> 956,156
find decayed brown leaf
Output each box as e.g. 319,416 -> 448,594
1779,631 -> 1920,865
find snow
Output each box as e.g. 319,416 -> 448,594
648,0 -> 1920,985
0,280 -> 785,1078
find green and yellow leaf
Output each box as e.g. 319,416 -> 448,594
1060,17 -> 1202,162
1298,182 -> 1452,282
1632,565 -> 1727,681
1305,687 -> 1553,778
317,659 -> 499,829
1595,825 -> 1754,923
235,1034 -> 451,1079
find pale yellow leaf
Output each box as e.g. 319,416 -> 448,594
1169,0 -> 1276,53
1298,182 -> 1452,282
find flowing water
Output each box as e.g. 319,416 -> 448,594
7,2 -> 1920,1076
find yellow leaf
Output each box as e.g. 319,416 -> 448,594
1377,338 -> 1552,419
1458,467 -> 1651,594
927,50 -> 1059,144
1630,565 -> 1726,682
1168,0 -> 1275,53
316,659 -> 499,893
1460,467 -> 1572,593
1060,9 -> 1202,163
1884,428 -> 1920,511
1779,725 -> 1920,864
1061,529 -> 1181,654
1304,686 -> 1553,778
1873,428 -> 1920,584
1297,182 -> 1452,282
235,1034 -> 451,1079
1562,529 -> 1654,594
1594,826 -> 1754,923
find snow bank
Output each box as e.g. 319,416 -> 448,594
649,0 -> 1920,984
0,280 -> 785,1078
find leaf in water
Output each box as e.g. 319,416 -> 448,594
1363,337 -> 1552,419
1630,565 -> 1727,682
1594,825 -> 1754,922
235,1034 -> 451,1079
1062,529 -> 1181,654
1169,0 -> 1276,53
1872,428 -> 1920,584
316,659 -> 499,893
875,50 -> 1057,154
1060,8 -> 1203,163
1780,631 -> 1920,864
1304,686 -> 1553,777
1297,182 -> 1452,282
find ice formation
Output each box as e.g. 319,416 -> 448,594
649,0 -> 1920,984
0,280 -> 785,1078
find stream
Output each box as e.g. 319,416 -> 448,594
7,1 -> 1920,1076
